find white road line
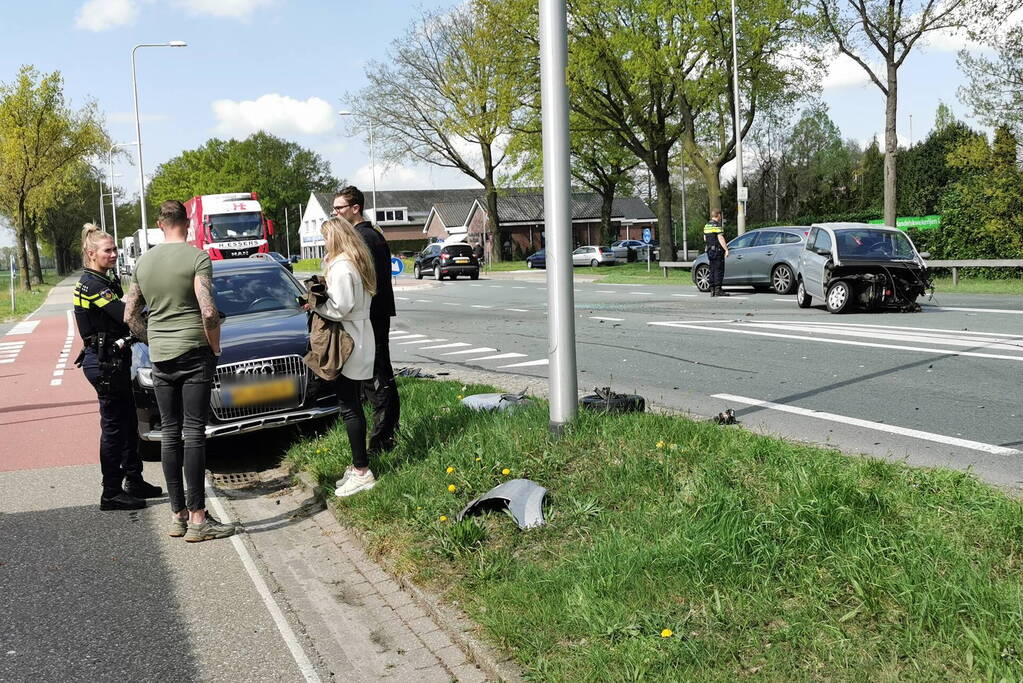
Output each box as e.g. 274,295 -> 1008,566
763,319 -> 1023,338
926,306 -> 1023,315
635,292 -> 654,295
505,308 -> 528,312
466,352 -> 527,361
648,321 -> 1023,362
397,338 -> 447,345
52,369 -> 64,376
395,296 -> 410,300
671,294 -> 697,297
511,286 -> 526,289
499,358 -> 549,368
389,333 -> 426,340
414,299 -> 430,303
442,302 -> 461,306
471,305 -> 493,309
441,347 -> 497,355
0,341 -> 25,348
773,298 -> 793,302
418,342 -> 471,350
470,284 -> 483,287
204,479 -> 322,683
595,290 -> 617,294
0,359 -> 14,364
489,285 -> 502,288
712,393 -> 1022,456
50,379 -> 61,385
589,316 -> 624,322
5,320 -> 40,335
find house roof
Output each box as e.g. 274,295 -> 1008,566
469,192 -> 657,224
312,192 -> 334,216
431,201 -> 475,227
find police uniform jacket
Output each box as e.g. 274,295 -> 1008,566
73,268 -> 129,347
704,220 -> 724,250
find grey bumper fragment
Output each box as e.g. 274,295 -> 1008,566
461,391 -> 532,413
457,478 -> 547,529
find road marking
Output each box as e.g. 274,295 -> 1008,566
470,284 -> 483,287
418,342 -> 471,350
394,296 -> 410,300
505,308 -> 528,312
589,316 -> 624,322
5,320 -> 39,335
712,393 -> 1022,456
511,286 -> 526,289
53,369 -> 64,376
0,341 -> 25,348
595,290 -> 617,294
441,347 -> 497,355
204,480 -> 322,683
471,305 -> 493,309
741,320 -> 1023,351
635,292 -> 654,295
49,379 -> 60,385
774,298 -> 793,302
466,352 -> 527,361
0,359 -> 14,364
442,302 -> 461,306
499,358 -> 549,368
671,293 -> 697,297
925,306 -> 1023,315
398,338 -> 447,345
414,299 -> 431,303
489,285 -> 502,288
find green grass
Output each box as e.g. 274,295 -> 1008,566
0,270 -> 59,322
931,275 -> 1023,295
288,379 -> 1023,680
595,261 -> 693,284
293,258 -> 321,273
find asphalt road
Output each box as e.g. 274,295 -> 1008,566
386,270 -> 1023,490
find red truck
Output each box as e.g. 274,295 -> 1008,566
184,192 -> 275,260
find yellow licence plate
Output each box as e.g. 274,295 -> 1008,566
225,378 -> 297,407
454,257 -> 469,263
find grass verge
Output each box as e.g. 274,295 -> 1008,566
0,270 -> 58,322
288,378 -> 1023,680
930,275 -> 1023,295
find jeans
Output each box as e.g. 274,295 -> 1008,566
707,247 -> 725,288
83,350 -> 142,497
152,347 -> 215,512
362,316 -> 400,451
336,375 -> 369,469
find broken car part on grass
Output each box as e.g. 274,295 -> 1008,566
457,478 -> 548,529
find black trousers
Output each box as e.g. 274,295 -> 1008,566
363,316 -> 400,450
336,375 -> 369,469
83,351 -> 142,497
708,247 -> 725,288
152,347 -> 215,513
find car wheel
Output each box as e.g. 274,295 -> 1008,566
796,280 -> 812,308
771,264 -> 795,294
694,264 -> 712,292
527,260 -> 534,269
414,264 -> 422,280
434,265 -> 443,281
579,392 -> 646,414
470,270 -> 479,280
590,259 -> 599,267
826,280 -> 852,314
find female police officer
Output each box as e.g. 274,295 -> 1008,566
74,224 -> 162,510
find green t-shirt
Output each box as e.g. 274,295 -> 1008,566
133,242 -> 213,363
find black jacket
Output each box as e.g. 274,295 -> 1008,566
354,221 -> 396,320
73,268 -> 129,342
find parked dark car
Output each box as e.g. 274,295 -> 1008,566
691,226 -> 808,294
249,251 -> 293,272
795,223 -> 931,313
525,249 -> 546,269
132,260 -> 338,449
413,242 -> 480,280
288,254 -> 301,264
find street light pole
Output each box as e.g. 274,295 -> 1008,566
132,41 -> 187,252
729,0 -> 746,235
108,141 -> 138,247
98,175 -> 107,231
338,110 -> 377,224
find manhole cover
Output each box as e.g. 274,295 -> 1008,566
211,471 -> 260,487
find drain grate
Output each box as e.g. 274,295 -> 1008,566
211,471 -> 260,487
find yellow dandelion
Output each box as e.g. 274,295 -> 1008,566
656,441 -> 666,449
446,466 -> 455,474
475,457 -> 482,462
448,484 -> 457,493
502,468 -> 510,476
456,395 -> 464,400
661,629 -> 673,638
439,515 -> 448,522
668,443 -> 678,450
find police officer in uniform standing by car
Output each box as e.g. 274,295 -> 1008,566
74,224 -> 162,510
703,209 -> 730,297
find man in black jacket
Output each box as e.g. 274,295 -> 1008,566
332,186 -> 400,453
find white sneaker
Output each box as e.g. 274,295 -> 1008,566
334,469 -> 376,498
334,466 -> 355,489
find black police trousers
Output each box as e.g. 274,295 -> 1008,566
83,350 -> 143,497
707,246 -> 725,288
363,316 -> 400,451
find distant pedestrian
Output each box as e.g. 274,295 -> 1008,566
312,217 -> 378,497
703,209 -> 730,297
125,200 -> 236,542
74,224 -> 162,511
472,241 -> 484,263
331,187 -> 400,457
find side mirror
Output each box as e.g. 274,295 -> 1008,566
818,250 -> 831,258
919,251 -> 931,259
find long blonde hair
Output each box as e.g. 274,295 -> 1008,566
321,217 -> 377,296
81,223 -> 114,268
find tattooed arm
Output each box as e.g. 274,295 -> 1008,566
193,271 -> 222,354
123,283 -> 148,344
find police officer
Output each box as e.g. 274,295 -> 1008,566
74,224 -> 162,510
703,209 -> 731,297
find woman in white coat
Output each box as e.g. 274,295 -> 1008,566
314,217 -> 378,497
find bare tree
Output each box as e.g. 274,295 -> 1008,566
959,25 -> 1023,134
815,0 -> 1021,226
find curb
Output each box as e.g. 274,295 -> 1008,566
293,470 -> 524,683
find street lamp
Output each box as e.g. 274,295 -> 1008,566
109,141 -> 138,246
337,110 -> 377,224
132,41 -> 187,251
729,0 -> 747,234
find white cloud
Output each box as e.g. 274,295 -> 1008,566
174,0 -> 276,18
74,0 -> 138,31
211,94 -> 336,137
350,162 -> 433,192
822,52 -> 879,90
108,112 -> 170,124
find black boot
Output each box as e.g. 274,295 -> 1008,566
709,288 -> 717,297
100,491 -> 146,511
715,287 -> 731,297
125,478 -> 163,498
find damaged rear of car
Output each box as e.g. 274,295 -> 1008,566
795,223 -> 932,314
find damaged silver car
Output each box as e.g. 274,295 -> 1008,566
795,223 -> 932,313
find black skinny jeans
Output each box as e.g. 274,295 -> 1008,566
152,347 -> 215,512
362,316 -> 400,450
336,374 -> 369,469
82,350 -> 143,497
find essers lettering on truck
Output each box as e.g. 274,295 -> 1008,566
184,192 -> 275,260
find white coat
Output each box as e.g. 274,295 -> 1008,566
314,256 -> 375,381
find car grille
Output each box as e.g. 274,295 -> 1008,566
210,354 -> 307,421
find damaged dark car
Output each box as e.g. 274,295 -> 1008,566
795,223 -> 932,313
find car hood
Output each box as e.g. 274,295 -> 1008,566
132,309 -> 309,370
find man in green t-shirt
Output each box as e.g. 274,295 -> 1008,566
125,200 -> 235,543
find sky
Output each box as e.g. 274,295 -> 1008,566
0,0 -> 1013,248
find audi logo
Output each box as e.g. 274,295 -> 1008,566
235,364 -> 275,376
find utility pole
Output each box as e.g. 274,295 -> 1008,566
729,0 -> 747,234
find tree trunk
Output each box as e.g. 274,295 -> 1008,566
26,215 -> 43,285
599,189 -> 616,245
16,201 -> 32,292
883,65 -> 898,227
651,160 -> 674,261
481,144 -> 504,262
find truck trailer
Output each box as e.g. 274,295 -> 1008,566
184,192 -> 274,259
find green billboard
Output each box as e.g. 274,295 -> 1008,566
867,215 -> 941,230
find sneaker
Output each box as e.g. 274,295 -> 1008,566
100,491 -> 146,511
334,469 -> 376,498
168,515 -> 188,537
183,515 -> 237,543
124,479 -> 163,499
334,465 -> 355,489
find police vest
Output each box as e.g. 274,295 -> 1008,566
73,269 -> 129,342
704,222 -> 723,249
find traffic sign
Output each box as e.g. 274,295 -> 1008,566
642,228 -> 652,244
390,257 -> 404,276
737,186 -> 748,202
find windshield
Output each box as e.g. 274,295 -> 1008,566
209,212 -> 263,241
836,229 -> 917,260
214,268 -> 303,316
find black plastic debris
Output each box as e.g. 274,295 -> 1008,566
715,408 -> 737,425
579,387 -> 645,413
461,388 -> 531,413
395,366 -> 436,379
457,478 -> 547,529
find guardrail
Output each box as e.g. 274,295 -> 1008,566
657,258 -> 1023,284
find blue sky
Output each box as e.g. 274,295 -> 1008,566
0,0 -> 1007,247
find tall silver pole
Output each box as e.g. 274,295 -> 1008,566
99,177 -> 107,231
729,0 -> 746,235
539,0 -> 577,431
108,156 -> 117,244
680,156 -> 688,261
370,122 -> 378,225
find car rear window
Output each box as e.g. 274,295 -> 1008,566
781,233 -> 803,244
443,245 -> 473,257
599,247 -> 614,254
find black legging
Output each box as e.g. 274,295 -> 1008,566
335,375 -> 369,468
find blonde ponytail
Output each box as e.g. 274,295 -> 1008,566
81,223 -> 113,268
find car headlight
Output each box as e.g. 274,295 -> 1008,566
137,367 -> 154,388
